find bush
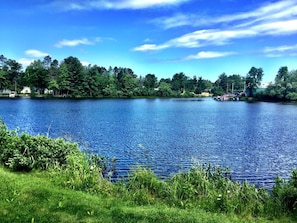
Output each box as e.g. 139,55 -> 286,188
49,152 -> 113,193
166,164 -> 269,216
0,118 -> 112,193
0,118 -> 79,171
121,165 -> 269,217
271,171 -> 297,217
124,167 -> 168,205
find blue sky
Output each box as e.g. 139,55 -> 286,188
1,0 -> 297,82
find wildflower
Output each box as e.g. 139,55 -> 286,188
217,194 -> 222,201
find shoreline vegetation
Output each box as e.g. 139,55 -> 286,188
1,119 -> 297,222
1,54 -> 297,101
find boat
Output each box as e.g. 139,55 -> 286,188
9,92 -> 16,98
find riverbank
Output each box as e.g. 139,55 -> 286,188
0,92 -> 209,99
0,167 -> 293,223
0,120 -> 297,222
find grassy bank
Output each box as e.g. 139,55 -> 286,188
0,118 -> 297,222
0,167 -> 291,223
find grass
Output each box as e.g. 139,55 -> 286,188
0,167 -> 294,223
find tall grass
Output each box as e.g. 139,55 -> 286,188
122,165 -> 270,217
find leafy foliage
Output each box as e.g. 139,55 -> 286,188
122,165 -> 297,220
258,67 -> 297,101
0,54 -> 213,98
246,67 -> 264,97
271,171 -> 297,216
0,119 -> 80,171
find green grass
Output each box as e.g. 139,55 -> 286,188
0,167 -> 293,223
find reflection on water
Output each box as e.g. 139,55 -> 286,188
1,98 -> 297,188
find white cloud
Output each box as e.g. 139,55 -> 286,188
250,19 -> 297,36
264,44 -> 297,53
263,44 -> 297,57
183,51 -> 235,60
132,43 -> 169,51
18,58 -> 34,67
81,61 -> 91,66
143,38 -> 153,42
54,38 -> 94,48
136,0 -> 297,52
51,0 -> 189,11
151,13 -> 200,29
133,29 -> 256,51
152,0 -> 297,29
103,0 -> 189,9
25,49 -> 49,58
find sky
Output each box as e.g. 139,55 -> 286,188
1,0 -> 297,82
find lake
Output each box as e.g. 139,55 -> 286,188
1,97 -> 297,188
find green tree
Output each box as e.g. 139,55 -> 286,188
171,72 -> 187,92
58,63 -> 71,95
143,74 -> 157,89
275,66 -> 289,85
159,78 -> 171,84
185,75 -> 197,92
63,56 -> 85,96
43,55 -> 52,70
121,73 -> 138,97
157,81 -> 173,97
211,86 -> 224,96
261,68 -> 297,101
0,55 -> 7,68
5,59 -> 22,90
246,67 -> 263,97
25,60 -> 49,93
48,79 -> 59,95
215,73 -> 228,92
47,59 -> 60,94
195,77 -> 205,94
227,74 -> 245,92
0,56 -> 9,90
84,66 -> 101,97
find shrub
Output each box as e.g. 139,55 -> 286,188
0,118 -> 112,193
164,164 -> 269,216
166,165 -> 233,208
49,152 -> 112,193
271,171 -> 297,217
124,167 -> 168,205
121,164 -> 269,217
0,118 -> 80,171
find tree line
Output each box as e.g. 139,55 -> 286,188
257,66 -> 297,101
0,54 -> 296,100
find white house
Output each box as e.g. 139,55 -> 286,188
20,86 -> 31,94
258,82 -> 271,89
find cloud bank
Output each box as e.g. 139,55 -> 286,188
54,37 -> 101,48
51,0 -> 189,11
54,38 -> 95,48
134,0 -> 297,53
25,49 -> 49,58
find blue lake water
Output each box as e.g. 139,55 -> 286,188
1,97 -> 297,188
